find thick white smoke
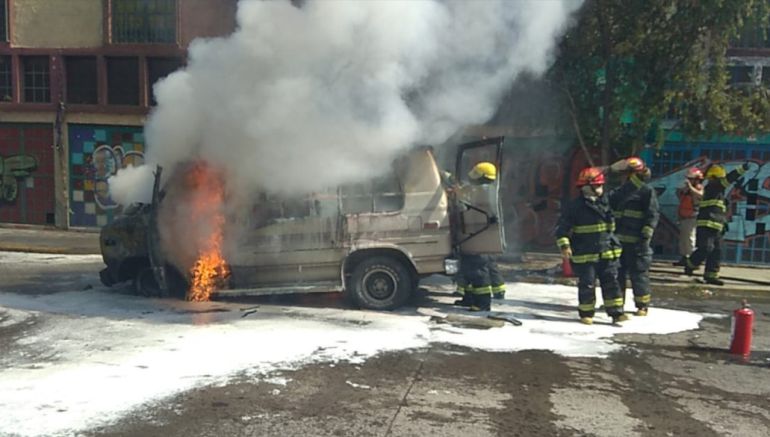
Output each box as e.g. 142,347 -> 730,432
111,0 -> 582,201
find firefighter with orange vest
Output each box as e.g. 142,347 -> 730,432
555,167 -> 628,325
684,162 -> 750,285
673,167 -> 704,266
608,157 -> 659,316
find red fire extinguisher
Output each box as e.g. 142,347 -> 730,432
561,257 -> 574,278
730,299 -> 754,357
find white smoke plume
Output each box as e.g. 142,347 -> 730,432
106,164 -> 154,207
110,0 -> 582,202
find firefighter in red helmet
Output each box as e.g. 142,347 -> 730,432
608,157 -> 659,316
555,167 -> 628,325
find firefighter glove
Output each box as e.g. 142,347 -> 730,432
560,246 -> 572,259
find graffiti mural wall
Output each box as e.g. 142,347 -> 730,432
0,123 -> 55,225
644,139 -> 770,265
501,135 -> 769,266
68,124 -> 145,227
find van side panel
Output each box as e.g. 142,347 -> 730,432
228,194 -> 344,287
344,149 -> 452,275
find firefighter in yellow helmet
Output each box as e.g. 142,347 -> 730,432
453,162 -> 504,311
684,162 -> 751,285
468,162 -> 497,183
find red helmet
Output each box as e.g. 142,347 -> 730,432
626,157 -> 646,172
576,167 -> 606,187
686,167 -> 704,180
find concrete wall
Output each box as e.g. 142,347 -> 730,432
11,0 -> 103,48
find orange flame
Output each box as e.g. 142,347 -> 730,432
186,163 -> 230,302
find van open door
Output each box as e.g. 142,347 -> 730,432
453,136 -> 506,255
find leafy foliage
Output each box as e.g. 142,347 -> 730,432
549,0 -> 770,163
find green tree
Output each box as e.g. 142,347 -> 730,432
550,0 -> 770,165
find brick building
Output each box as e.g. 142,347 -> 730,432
0,0 -> 237,228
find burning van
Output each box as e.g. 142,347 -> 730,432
99,137 -> 506,310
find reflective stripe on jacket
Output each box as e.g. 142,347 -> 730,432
555,194 -> 621,264
696,167 -> 746,232
609,174 -> 660,244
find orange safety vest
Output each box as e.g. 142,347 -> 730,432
677,188 -> 699,219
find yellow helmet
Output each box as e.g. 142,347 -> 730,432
705,165 -> 726,179
468,162 -> 497,181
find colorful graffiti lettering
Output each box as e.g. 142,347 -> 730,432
0,154 -> 37,202
69,124 -> 145,227
89,145 -> 145,210
648,157 -> 770,264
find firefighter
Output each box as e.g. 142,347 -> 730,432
608,157 -> 659,317
555,167 -> 627,325
673,167 -> 704,266
453,162 -> 501,311
684,162 -> 750,285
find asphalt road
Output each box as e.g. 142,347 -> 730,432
1,251 -> 769,437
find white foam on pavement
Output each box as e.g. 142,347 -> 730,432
0,252 -> 703,437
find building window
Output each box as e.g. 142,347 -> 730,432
111,0 -> 177,44
728,65 -> 754,86
22,56 -> 50,103
107,57 -> 139,105
0,55 -> 11,102
66,57 -> 98,105
1,0 -> 7,42
147,57 -> 182,105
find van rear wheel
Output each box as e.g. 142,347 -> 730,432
348,256 -> 413,310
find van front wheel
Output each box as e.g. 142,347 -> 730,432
348,256 -> 413,310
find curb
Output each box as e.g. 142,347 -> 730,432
0,244 -> 101,255
0,223 -> 99,234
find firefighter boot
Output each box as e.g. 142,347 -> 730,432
704,276 -> 725,286
635,308 -> 648,317
469,294 -> 491,312
453,296 -> 472,307
613,314 -> 630,324
579,317 -> 593,325
683,257 -> 695,276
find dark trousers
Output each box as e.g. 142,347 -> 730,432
572,259 -> 624,318
488,258 -> 505,296
689,227 -> 722,278
618,242 -> 652,310
459,254 -> 492,310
